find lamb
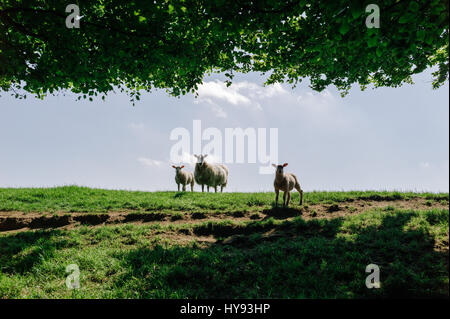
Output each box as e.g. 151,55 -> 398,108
272,163 -> 303,207
194,154 -> 228,193
172,165 -> 195,192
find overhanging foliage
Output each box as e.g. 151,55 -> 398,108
0,0 -> 448,101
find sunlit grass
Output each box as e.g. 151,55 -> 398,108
0,186 -> 447,213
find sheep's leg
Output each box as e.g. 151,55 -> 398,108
191,182 -> 194,192
283,192 -> 287,206
214,186 -> 217,193
275,189 -> 279,207
287,192 -> 291,206
221,185 -> 224,193
177,184 -> 180,192
182,184 -> 186,192
295,184 -> 303,205
201,184 -> 204,192
207,186 -> 210,192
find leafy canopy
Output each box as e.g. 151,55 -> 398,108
0,0 -> 448,101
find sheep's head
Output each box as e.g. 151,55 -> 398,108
272,163 -> 288,174
172,165 -> 184,173
194,154 -> 208,168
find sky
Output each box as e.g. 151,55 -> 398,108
0,69 -> 448,192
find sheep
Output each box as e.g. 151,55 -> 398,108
272,163 -> 303,207
194,154 -> 228,193
172,165 -> 195,192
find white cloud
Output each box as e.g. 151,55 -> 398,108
137,157 -> 163,167
194,98 -> 227,118
236,81 -> 288,99
296,89 -> 336,109
196,81 -> 252,106
194,80 -> 289,117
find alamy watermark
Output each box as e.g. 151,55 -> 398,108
170,120 -> 278,174
63,4 -> 379,30
66,264 -> 80,289
365,264 -> 381,289
65,4 -> 83,28
365,4 -> 380,28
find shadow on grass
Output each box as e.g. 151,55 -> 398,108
262,206 -> 303,219
0,211 -> 448,298
173,192 -> 186,199
110,211 -> 448,298
0,230 -> 70,274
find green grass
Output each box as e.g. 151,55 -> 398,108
0,187 -> 448,298
0,207 -> 448,298
0,186 -> 448,213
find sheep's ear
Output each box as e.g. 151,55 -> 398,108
172,165 -> 176,168
180,165 -> 184,169
272,164 -> 277,168
204,154 -> 208,158
283,163 -> 288,167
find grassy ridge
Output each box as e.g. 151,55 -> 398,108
0,186 -> 448,213
0,208 -> 448,298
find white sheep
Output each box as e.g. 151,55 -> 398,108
172,165 -> 195,192
272,163 -> 303,206
194,154 -> 228,193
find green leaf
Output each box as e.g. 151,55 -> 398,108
399,15 -> 410,24
408,2 -> 420,12
339,23 -> 350,35
351,7 -> 361,19
417,29 -> 426,41
376,47 -> 382,57
368,37 -> 378,48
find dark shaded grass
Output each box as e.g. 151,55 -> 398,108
0,208 -> 448,298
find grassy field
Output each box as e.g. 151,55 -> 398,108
0,186 -> 448,213
0,187 -> 448,298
